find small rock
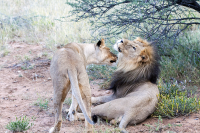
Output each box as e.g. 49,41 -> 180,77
105,90 -> 110,94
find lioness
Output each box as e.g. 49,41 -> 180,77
91,38 -> 160,133
49,39 -> 117,133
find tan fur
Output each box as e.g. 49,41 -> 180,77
49,39 -> 117,133
91,38 -> 160,133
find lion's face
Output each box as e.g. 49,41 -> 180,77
114,39 -> 145,59
113,38 -> 154,71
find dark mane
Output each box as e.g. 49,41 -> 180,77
108,44 -> 160,98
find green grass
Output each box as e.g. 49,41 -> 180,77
160,29 -> 200,85
145,115 -> 182,132
34,98 -> 49,110
6,116 -> 35,132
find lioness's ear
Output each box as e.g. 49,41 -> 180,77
97,38 -> 105,47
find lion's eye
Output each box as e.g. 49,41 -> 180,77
133,47 -> 136,50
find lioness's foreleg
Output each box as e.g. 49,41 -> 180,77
91,94 -> 115,104
50,80 -> 70,133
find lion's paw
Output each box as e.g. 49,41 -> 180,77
91,97 -> 97,103
119,128 -> 128,133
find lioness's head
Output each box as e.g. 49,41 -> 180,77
113,37 -> 155,71
95,38 -> 117,66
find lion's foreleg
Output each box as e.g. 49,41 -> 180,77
91,94 -> 115,104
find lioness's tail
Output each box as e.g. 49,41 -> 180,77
68,70 -> 94,125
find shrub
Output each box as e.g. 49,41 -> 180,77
6,116 -> 35,132
153,80 -> 200,118
87,65 -> 116,81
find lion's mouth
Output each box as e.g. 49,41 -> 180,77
118,47 -> 122,52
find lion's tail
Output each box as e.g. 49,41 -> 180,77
67,70 -> 94,125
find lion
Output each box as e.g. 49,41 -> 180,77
91,38 -> 160,133
49,39 -> 117,133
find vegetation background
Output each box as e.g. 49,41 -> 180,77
0,0 -> 200,132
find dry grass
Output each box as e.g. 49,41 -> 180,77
0,0 -> 92,51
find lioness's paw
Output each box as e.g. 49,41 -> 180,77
66,110 -> 77,121
49,127 -> 59,133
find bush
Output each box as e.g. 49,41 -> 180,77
153,80 -> 200,118
87,65 -> 116,81
6,116 -> 35,132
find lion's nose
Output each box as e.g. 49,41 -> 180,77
118,47 -> 122,52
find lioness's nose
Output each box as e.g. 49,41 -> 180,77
110,53 -> 117,63
110,60 -> 116,63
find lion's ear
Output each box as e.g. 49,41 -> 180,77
97,38 -> 105,47
140,49 -> 149,62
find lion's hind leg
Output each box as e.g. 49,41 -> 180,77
117,114 -> 133,133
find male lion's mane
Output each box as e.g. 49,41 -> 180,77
108,43 -> 160,98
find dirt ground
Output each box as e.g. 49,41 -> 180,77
0,42 -> 199,133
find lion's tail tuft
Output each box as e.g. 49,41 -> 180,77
92,115 -> 98,123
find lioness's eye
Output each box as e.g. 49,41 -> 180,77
133,47 -> 136,50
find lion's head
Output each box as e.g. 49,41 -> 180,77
109,38 -> 160,98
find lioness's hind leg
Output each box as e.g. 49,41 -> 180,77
50,80 -> 70,133
78,72 -> 93,133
